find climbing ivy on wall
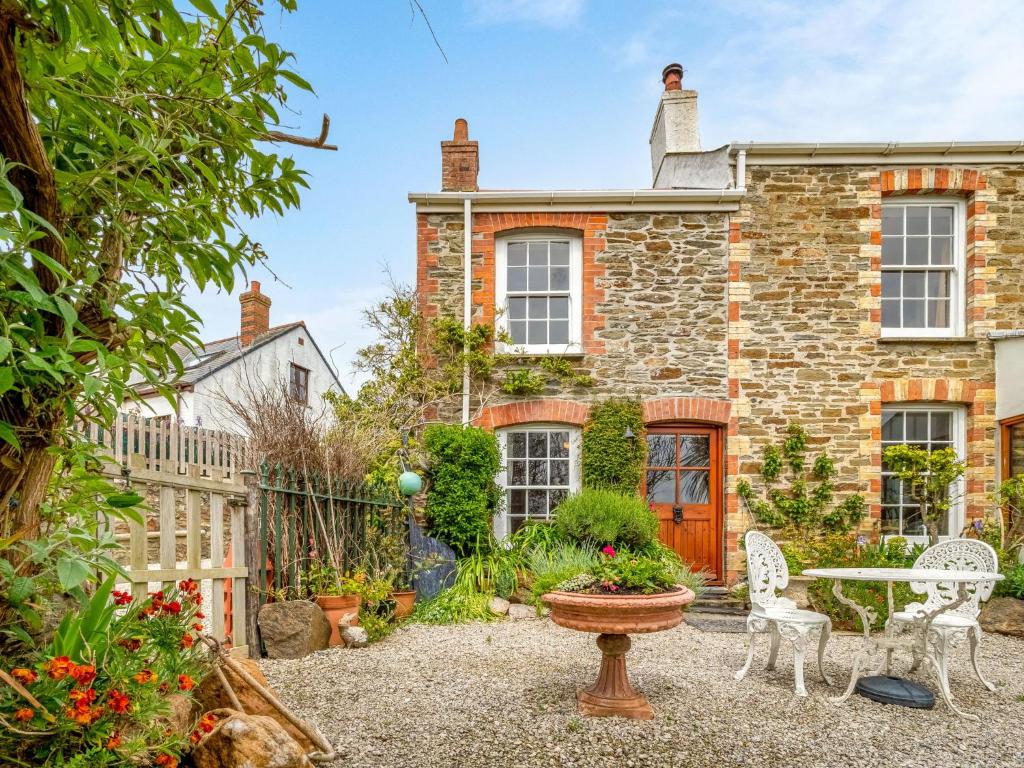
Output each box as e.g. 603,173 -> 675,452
581,398 -> 647,494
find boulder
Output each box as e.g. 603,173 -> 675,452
489,597 -> 511,616
193,659 -> 316,752
191,710 -> 313,768
508,603 -> 537,620
157,693 -> 197,737
258,601 -> 331,659
341,625 -> 369,648
979,597 -> 1024,638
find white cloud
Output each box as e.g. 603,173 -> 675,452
466,0 -> 584,27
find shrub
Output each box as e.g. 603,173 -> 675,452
581,398 -> 646,494
995,561 -> 1024,600
883,444 -> 965,546
455,548 -> 523,599
507,520 -> 567,554
411,583 -> 498,624
553,543 -> 707,597
553,488 -> 659,550
423,424 -> 502,557
526,542 -> 600,602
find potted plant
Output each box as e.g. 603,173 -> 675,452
307,562 -> 363,646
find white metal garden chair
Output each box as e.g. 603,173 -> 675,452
889,538 -> 999,698
735,530 -> 833,696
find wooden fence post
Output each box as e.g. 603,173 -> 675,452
241,469 -> 262,658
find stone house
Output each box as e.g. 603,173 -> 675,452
410,64 -> 1024,585
123,281 -> 342,433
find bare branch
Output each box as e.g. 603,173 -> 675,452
265,113 -> 338,151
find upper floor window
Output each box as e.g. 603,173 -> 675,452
289,363 -> 309,405
881,199 -> 965,337
496,235 -> 582,355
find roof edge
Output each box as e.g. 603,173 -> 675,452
729,140 -> 1024,166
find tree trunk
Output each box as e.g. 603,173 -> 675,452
0,432 -> 60,544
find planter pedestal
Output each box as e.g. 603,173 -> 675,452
577,633 -> 652,719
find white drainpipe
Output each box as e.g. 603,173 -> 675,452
735,149 -> 747,191
462,196 -> 472,427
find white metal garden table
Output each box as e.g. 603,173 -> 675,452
801,567 -> 1003,719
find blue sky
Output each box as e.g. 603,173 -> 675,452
184,0 -> 1024,391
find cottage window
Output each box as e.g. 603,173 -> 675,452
881,405 -> 965,541
880,199 -> 965,337
289,363 -> 309,405
496,426 -> 580,538
495,235 -> 582,355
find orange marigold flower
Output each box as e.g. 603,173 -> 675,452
195,611 -> 205,619
178,578 -> 199,594
14,708 -> 34,722
154,754 -> 178,768
106,731 -> 122,749
193,622 -> 204,632
162,600 -> 182,615
69,687 -> 97,709
112,590 -> 133,606
190,729 -> 203,745
119,637 -> 142,652
45,656 -> 76,680
71,664 -> 96,687
133,668 -> 157,685
180,634 -> 194,649
191,593 -> 202,605
177,674 -> 195,692
106,689 -> 131,714
198,712 -> 219,733
11,668 -> 37,684
66,704 -> 103,726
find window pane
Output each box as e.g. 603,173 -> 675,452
931,206 -> 953,235
930,413 -> 952,443
550,460 -> 569,486
903,271 -> 925,298
881,299 -> 900,328
906,238 -> 928,265
528,266 -> 548,291
508,297 -> 527,320
931,237 -> 953,265
680,436 -> 710,467
509,489 -> 526,516
528,296 -> 547,319
550,488 -> 568,509
549,296 -> 569,319
927,271 -> 949,299
527,490 -> 548,518
508,267 -> 527,291
881,507 -> 901,535
509,432 -> 527,458
646,470 -> 675,503
528,460 -> 547,485
528,432 -> 548,458
550,241 -> 570,264
528,241 -> 548,264
906,206 -> 929,235
549,321 -> 569,345
1010,423 -> 1024,477
507,242 -> 527,266
906,412 -> 929,441
509,460 -> 526,485
550,266 -> 570,291
903,299 -> 925,328
882,411 -> 903,441
510,321 -> 527,344
881,238 -> 902,266
903,507 -> 925,536
882,476 -> 903,505
882,206 -> 903,235
881,271 -> 900,298
927,299 -> 950,328
647,434 -> 675,466
528,321 -> 547,344
550,431 -> 570,458
679,470 -> 710,504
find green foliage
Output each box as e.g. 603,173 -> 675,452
738,423 -> 865,535
423,424 -> 502,557
410,583 -> 498,625
553,543 -> 707,596
995,561 -> 1024,600
581,398 -> 646,493
0,578 -> 209,767
526,542 -> 600,602
455,547 -> 523,599
993,474 -> 1024,556
883,444 -> 965,545
506,520 -> 567,553
502,357 -> 594,396
553,488 -> 659,550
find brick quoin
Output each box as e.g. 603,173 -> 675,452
475,399 -> 590,430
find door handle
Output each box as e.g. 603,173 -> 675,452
672,506 -> 683,524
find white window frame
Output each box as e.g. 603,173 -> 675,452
495,424 -> 581,540
880,197 -> 966,339
880,404 -> 966,546
495,233 -> 583,356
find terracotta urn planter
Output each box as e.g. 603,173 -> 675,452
782,573 -> 814,609
315,595 -> 360,647
392,590 -> 416,619
543,587 -> 696,719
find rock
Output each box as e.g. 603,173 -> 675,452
979,597 -> 1024,637
507,588 -> 532,605
258,601 -> 331,659
489,597 -> 510,616
341,624 -> 369,648
191,710 -> 313,768
507,604 -> 537,620
161,694 -> 197,736
194,658 -> 316,752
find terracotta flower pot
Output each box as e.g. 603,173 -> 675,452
315,595 -> 360,647
392,590 -> 416,619
543,587 -> 696,720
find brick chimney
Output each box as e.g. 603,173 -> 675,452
239,280 -> 271,346
650,63 -> 701,185
441,118 -> 479,191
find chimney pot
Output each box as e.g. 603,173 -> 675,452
440,118 -> 479,192
239,281 -> 271,347
662,63 -> 683,91
453,118 -> 469,142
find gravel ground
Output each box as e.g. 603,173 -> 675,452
261,618 -> 1024,768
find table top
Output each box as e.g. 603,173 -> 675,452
801,567 -> 1004,583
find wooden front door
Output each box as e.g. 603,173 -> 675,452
644,425 -> 723,584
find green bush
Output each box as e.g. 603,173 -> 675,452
411,583 -> 498,624
995,561 -> 1024,600
507,519 -> 567,554
455,547 -> 523,598
423,424 -> 502,557
581,398 -> 646,493
553,488 -> 659,549
526,542 -> 600,602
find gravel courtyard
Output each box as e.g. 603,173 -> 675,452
261,618 -> 1024,768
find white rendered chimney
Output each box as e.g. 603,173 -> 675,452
649,63 -> 701,186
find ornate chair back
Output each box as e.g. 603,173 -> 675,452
745,530 -> 789,611
911,538 -> 999,620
